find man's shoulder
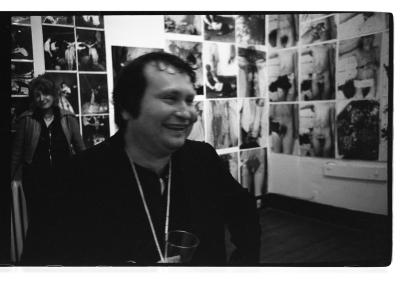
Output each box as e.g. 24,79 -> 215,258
182,139 -> 215,154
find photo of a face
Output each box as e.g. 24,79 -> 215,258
11,25 -> 33,60
79,74 -> 109,115
11,62 -> 33,97
111,46 -> 163,82
219,152 -> 239,181
269,103 -> 299,155
44,72 -> 79,115
204,42 -> 237,98
42,16 -> 74,26
75,15 -> 104,28
187,101 -> 205,142
300,43 -> 336,101
300,15 -> 337,45
238,46 -> 267,98
165,40 -> 204,95
240,147 -> 267,198
77,29 -> 106,71
299,102 -> 335,158
42,26 -> 76,70
337,34 -> 381,100
336,100 -> 380,160
204,15 -> 235,43
268,14 -> 299,49
338,13 -> 389,40
236,15 -> 266,46
267,49 -> 298,102
240,98 -> 268,149
206,99 -> 238,149
164,15 -> 202,35
12,16 -> 31,25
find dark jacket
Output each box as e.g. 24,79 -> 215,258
22,132 -> 260,266
11,108 -> 85,181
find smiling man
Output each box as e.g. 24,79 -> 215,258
22,52 -> 260,266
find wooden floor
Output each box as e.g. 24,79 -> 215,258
258,208 -> 391,266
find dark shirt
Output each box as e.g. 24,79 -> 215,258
22,132 -> 260,266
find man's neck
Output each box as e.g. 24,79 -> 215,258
124,132 -> 170,176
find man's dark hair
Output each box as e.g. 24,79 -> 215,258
113,51 -> 196,130
29,74 -> 59,108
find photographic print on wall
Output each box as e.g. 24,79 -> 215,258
204,42 -> 237,98
11,61 -> 33,97
268,14 -> 299,49
42,16 -> 74,26
239,98 -> 268,149
267,49 -> 298,102
11,25 -> 33,60
165,40 -> 204,95
238,46 -> 267,98
204,15 -> 236,43
206,99 -> 238,150
77,29 -> 107,71
269,103 -> 299,155
75,15 -> 104,29
300,42 -> 336,101
45,72 -> 79,115
79,74 -> 109,115
42,26 -> 76,70
299,102 -> 335,158
240,147 -> 268,197
81,115 -> 110,148
236,15 -> 266,46
300,14 -> 337,45
164,15 -> 202,35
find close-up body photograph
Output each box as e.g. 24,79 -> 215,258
4,12 -> 392,274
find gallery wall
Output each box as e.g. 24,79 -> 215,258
11,13 -> 390,215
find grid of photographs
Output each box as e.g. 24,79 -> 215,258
11,16 -> 34,134
15,14 -> 390,201
42,15 -> 109,148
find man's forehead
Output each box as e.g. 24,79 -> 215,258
145,60 -> 182,75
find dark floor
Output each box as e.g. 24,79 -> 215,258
257,208 -> 391,265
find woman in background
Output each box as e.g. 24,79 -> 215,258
11,74 -> 85,261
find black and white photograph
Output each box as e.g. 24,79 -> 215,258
11,61 -> 33,97
300,14 -> 337,45
206,99 -> 238,149
8,13 -> 392,268
300,43 -> 336,101
11,25 -> 33,60
336,100 -> 380,160
11,16 -> 31,25
238,46 -> 267,98
111,46 -> 163,81
187,101 -> 205,142
165,40 -> 204,95
268,14 -> 299,49
164,15 -> 202,35
204,15 -> 235,43
44,72 -> 79,115
269,103 -> 299,155
75,15 -> 104,28
236,15 -> 266,46
42,16 -> 74,26
79,74 -> 109,115
267,49 -> 298,102
204,42 -> 237,98
337,34 -> 381,100
219,151 -> 239,182
338,12 -> 389,40
239,98 -> 268,149
42,26 -> 76,70
299,102 -> 335,158
77,29 -> 106,71
240,147 -> 268,198
81,115 -> 110,148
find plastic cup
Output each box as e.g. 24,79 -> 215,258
165,230 -> 200,263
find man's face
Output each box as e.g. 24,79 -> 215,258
124,62 -> 197,155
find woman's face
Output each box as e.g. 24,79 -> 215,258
34,89 -> 55,110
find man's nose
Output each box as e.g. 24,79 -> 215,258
175,104 -> 197,122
